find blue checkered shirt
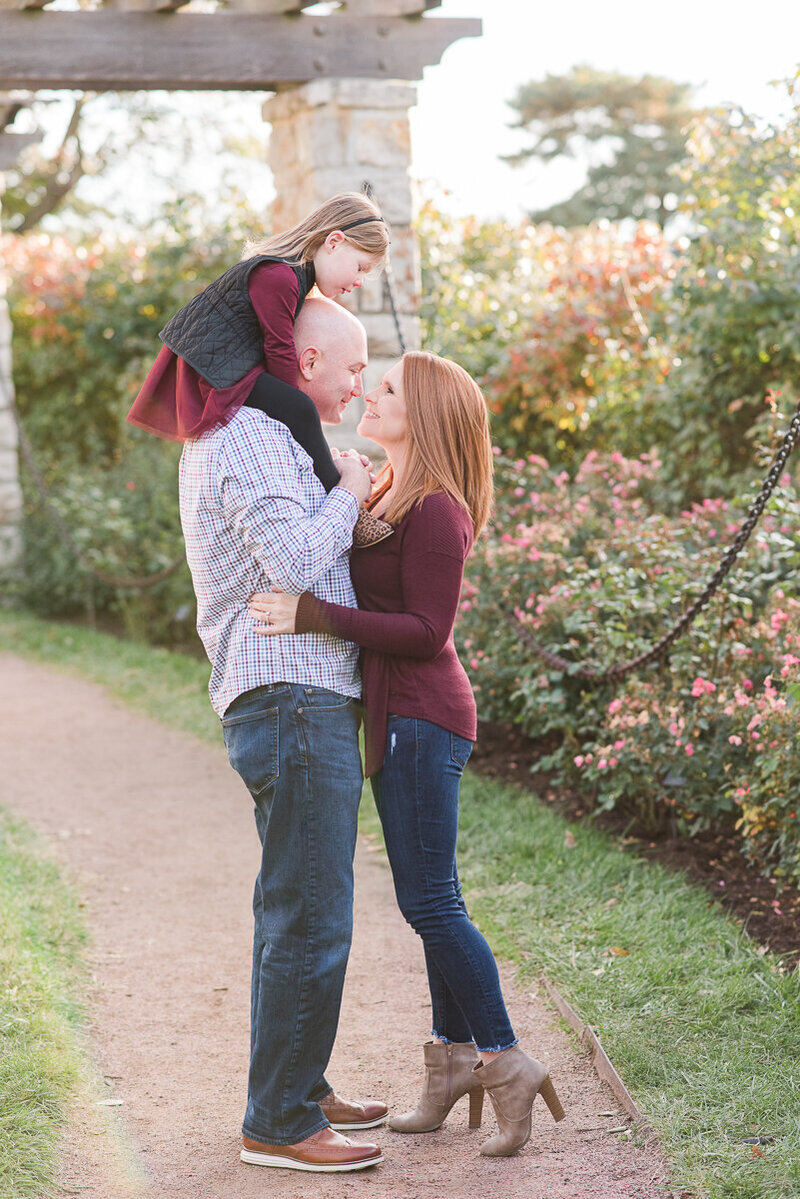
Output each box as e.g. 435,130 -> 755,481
179,407 -> 361,716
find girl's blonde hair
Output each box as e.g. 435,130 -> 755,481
369,351 -> 494,538
244,191 -> 389,267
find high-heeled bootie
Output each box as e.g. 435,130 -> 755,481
474,1045 -> 564,1156
389,1040 -> 484,1133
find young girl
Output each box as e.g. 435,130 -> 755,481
126,191 -> 392,544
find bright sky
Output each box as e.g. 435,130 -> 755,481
413,0 -> 800,219
23,0 -> 800,230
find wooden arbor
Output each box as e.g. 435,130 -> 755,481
0,0 -> 481,565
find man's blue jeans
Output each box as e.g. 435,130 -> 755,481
221,682 -> 363,1145
371,715 -> 516,1053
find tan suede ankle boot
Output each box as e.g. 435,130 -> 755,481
389,1041 -> 484,1133
474,1045 -> 565,1156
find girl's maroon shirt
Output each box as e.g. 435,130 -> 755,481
127,261 -> 301,441
295,491 -> 477,777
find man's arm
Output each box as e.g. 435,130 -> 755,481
218,414 -> 369,593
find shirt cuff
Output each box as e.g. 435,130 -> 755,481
323,484 -> 359,542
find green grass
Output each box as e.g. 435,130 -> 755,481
0,809 -> 88,1199
453,773 -> 800,1199
2,608 -> 799,1198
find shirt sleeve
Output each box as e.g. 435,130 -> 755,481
295,501 -> 471,658
248,261 -> 301,387
218,416 -> 358,593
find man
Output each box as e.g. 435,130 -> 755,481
179,297 -> 386,1173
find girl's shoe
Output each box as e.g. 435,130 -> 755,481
388,1040 -> 484,1133
474,1045 -> 565,1156
352,508 -> 393,548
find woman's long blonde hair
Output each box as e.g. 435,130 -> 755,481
243,192 -> 389,267
369,351 -> 494,538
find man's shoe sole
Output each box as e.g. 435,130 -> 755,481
240,1148 -> 383,1172
329,1116 -> 388,1130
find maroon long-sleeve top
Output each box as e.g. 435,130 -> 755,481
295,491 -> 477,777
127,261 -> 302,441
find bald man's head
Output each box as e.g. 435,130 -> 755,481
294,297 -> 369,426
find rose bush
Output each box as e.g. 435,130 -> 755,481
459,445 -> 800,882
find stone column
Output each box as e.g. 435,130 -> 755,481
0,179 -> 23,574
264,78 -> 420,452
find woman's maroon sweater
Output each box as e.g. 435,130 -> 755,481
295,491 -> 477,777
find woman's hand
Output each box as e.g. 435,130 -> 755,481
248,590 -> 301,636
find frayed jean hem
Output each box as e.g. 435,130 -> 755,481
431,1030 -> 519,1053
430,1030 -> 475,1047
475,1035 -> 519,1053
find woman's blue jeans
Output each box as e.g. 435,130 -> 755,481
222,682 -> 363,1145
371,715 -> 516,1053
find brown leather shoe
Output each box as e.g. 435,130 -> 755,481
319,1089 -> 389,1130
241,1126 -> 382,1172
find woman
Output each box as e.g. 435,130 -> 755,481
247,351 -> 565,1157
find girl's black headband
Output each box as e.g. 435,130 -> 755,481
340,216 -> 385,231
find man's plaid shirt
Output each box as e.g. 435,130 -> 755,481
179,407 -> 361,716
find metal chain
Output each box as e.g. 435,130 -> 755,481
12,399 -> 185,591
383,256 -> 407,354
503,398 -> 800,685
362,179 -> 407,355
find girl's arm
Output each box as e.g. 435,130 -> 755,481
248,261 -> 302,386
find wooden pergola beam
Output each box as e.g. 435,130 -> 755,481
0,12 -> 481,90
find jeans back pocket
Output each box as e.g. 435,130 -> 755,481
449,732 -> 473,771
222,707 -> 280,796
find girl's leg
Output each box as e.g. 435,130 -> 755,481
371,716 -> 516,1053
246,372 -> 340,491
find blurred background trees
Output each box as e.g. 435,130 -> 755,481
505,66 -> 700,227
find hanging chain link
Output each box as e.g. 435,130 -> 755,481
502,399 -> 800,685
363,179 -> 407,354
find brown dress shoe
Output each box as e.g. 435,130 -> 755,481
319,1089 -> 389,1130
241,1126 -> 382,1173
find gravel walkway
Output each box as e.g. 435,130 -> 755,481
1,653 -> 672,1199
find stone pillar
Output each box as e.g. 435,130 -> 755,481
0,180 -> 23,574
264,78 -> 420,452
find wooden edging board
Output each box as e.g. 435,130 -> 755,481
540,975 -> 643,1124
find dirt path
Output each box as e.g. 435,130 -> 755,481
1,653 -> 672,1199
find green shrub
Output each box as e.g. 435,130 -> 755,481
460,444 -> 800,879
646,106 -> 800,499
4,203 -> 258,643
483,222 -> 676,467
12,439 -> 195,645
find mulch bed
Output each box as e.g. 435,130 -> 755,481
471,719 -> 800,968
